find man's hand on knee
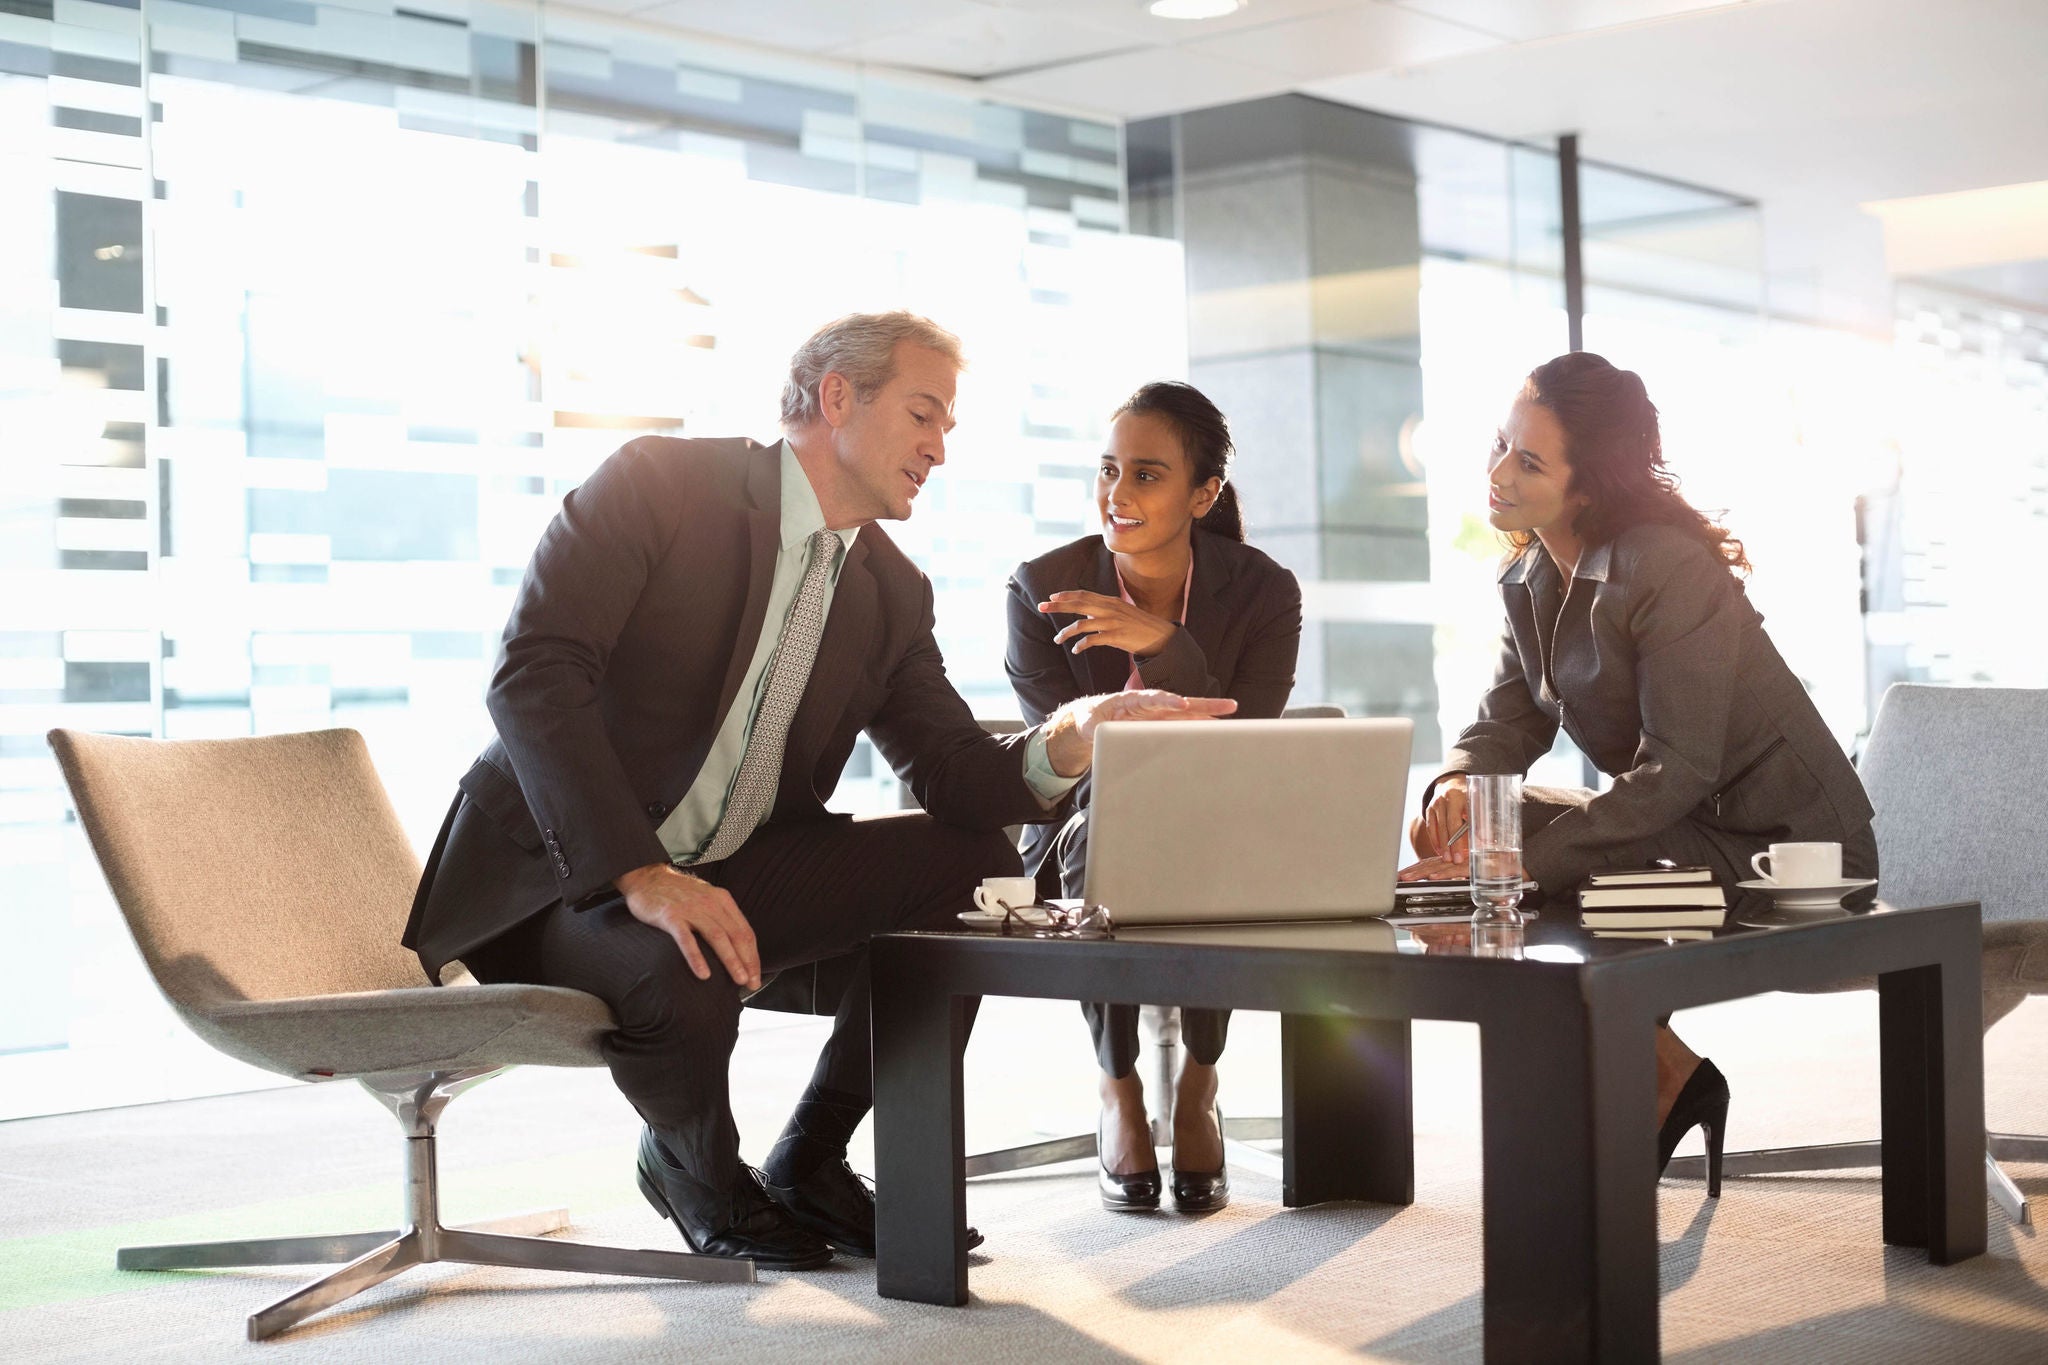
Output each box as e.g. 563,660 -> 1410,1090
615,863 -> 761,992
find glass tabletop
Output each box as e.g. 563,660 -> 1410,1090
934,886 -> 1892,963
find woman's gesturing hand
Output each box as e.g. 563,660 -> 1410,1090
1040,590 -> 1178,658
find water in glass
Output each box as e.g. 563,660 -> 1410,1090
1468,773 -> 1525,927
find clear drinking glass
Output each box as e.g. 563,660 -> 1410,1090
1467,773 -> 1525,927
1472,922 -> 1525,959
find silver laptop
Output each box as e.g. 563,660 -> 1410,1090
1079,717 -> 1414,925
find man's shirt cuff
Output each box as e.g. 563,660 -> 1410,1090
1023,726 -> 1083,806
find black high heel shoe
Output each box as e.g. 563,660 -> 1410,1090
1170,1104 -> 1230,1213
1657,1059 -> 1730,1197
1097,1111 -> 1162,1212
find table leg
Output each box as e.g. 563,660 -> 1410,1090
1280,1014 -> 1412,1207
1479,989 -> 1658,1363
1878,955 -> 1986,1264
873,972 -> 972,1305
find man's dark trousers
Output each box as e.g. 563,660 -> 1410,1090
463,811 -> 1019,1178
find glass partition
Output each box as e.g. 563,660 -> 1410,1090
1870,279 -> 2048,701
0,2 -> 1182,1117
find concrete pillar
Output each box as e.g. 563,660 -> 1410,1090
1131,96 -> 1439,758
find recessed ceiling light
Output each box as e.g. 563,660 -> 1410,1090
1148,0 -> 1244,19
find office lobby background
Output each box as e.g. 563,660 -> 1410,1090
2,0 -> 2044,1119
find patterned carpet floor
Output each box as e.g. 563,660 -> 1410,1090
4,992 -> 2046,1362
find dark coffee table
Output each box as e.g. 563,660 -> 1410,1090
870,899 -> 1985,1362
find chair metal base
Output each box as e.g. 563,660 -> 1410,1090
964,1133 -> 1097,1179
963,1117 -> 1283,1180
117,1069 -> 753,1341
1663,1133 -> 2043,1227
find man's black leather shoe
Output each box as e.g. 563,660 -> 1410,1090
635,1127 -> 833,1269
762,1156 -> 983,1258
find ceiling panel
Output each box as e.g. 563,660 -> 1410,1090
830,4 -> 1137,76
1301,0 -> 2048,205
1386,0 -> 1751,43
625,0 -> 970,55
990,0 -> 1369,46
988,42 -> 1290,118
1182,2 -> 1497,80
552,0 -> 648,17
1865,181 -> 2048,276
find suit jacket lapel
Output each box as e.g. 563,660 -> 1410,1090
1524,548 -> 1563,702
1179,532 -> 1233,659
1078,540 -> 1130,695
713,449 -> 781,727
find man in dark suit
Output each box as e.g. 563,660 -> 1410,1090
404,311 -> 1233,1269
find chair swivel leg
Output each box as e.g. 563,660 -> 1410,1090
240,1122 -> 752,1340
1666,1139 -> 2033,1228
1986,1151 -> 2030,1227
117,1209 -> 575,1273
117,1071 -> 756,1341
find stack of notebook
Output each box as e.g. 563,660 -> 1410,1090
1578,865 -> 1727,938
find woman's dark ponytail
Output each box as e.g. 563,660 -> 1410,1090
1112,380 -> 1247,543
1202,481 -> 1245,541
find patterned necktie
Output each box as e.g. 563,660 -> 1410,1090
697,527 -> 841,864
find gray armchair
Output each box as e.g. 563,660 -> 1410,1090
46,727 -> 749,1341
1663,683 -> 2048,1223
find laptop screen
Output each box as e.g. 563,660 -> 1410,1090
1080,717 -> 1414,925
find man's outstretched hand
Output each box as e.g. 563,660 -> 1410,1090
1042,688 -> 1238,779
614,863 -> 762,992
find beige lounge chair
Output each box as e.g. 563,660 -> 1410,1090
46,726 -> 750,1341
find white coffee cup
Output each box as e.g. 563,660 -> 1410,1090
972,876 -> 1039,915
1750,841 -> 1842,887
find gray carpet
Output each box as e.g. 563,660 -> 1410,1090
4,994 -> 2046,1362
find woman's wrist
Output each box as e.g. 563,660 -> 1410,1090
1419,770 -> 1467,814
1132,627 -> 1174,662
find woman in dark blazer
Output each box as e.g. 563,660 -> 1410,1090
1005,381 -> 1302,1214
1403,351 -> 1877,1193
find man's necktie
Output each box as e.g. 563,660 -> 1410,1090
697,527 -> 840,864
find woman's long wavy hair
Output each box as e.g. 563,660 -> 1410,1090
1507,352 -> 1749,576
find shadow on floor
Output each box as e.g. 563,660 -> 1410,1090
1114,1200 -> 1404,1312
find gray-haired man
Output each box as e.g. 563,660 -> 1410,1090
404,312 -> 1234,1267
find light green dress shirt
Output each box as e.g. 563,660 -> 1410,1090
661,441 -> 1076,866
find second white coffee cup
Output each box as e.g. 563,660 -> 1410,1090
972,876 -> 1040,915
1751,841 -> 1842,886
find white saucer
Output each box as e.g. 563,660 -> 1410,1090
1734,877 -> 1876,912
956,904 -> 1051,929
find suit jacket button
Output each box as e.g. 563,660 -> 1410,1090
645,802 -> 668,820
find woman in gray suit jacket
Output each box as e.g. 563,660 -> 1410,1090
1006,381 -> 1302,1215
1404,351 -> 1877,1193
